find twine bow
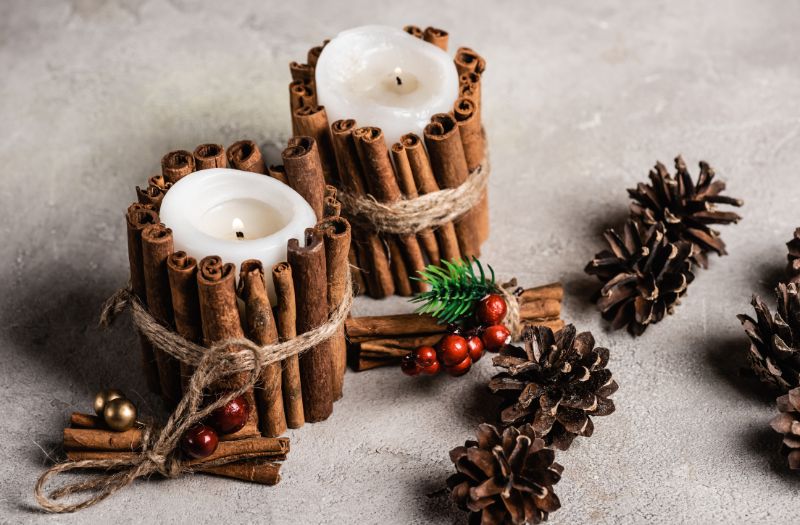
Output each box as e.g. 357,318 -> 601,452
35,277 -> 353,513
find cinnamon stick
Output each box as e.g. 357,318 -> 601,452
387,238 -> 413,296
148,174 -> 167,189
141,223 -> 181,406
423,27 -> 448,51
136,184 -> 166,211
424,113 -> 480,258
293,106 -> 337,184
324,196 -> 341,218
453,96 -> 488,245
289,80 -> 316,133
63,427 -> 142,451
69,412 -> 102,429
203,459 -> 281,485
272,262 -> 304,429
193,143 -> 227,170
287,231 -> 334,422
307,44 -> 324,67
197,256 -> 260,438
315,217 -> 351,399
520,299 -> 561,320
403,25 -> 423,38
267,164 -> 289,185
460,72 -> 482,114
391,142 -> 440,268
282,136 -> 326,220
401,133 -> 461,262
167,251 -> 202,392
227,140 -> 266,174
520,282 -> 564,302
454,47 -> 486,75
345,313 -> 443,340
125,204 -> 161,393
239,260 -> 286,438
289,61 -> 314,83
161,150 -> 195,184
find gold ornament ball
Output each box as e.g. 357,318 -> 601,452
103,397 -> 137,431
93,389 -> 125,416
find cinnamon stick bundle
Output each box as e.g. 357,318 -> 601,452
453,97 -> 489,244
267,164 -> 289,185
125,204 -> 161,394
424,113 -> 480,258
289,81 -> 316,133
136,184 -> 166,211
197,256 -> 260,438
423,26 -> 448,50
287,231 -> 334,422
148,174 -> 167,189
403,25 -> 423,38
283,136 -> 326,220
141,223 -> 182,406
193,143 -> 227,170
272,262 -> 304,428
293,106 -> 337,184
315,217 -> 351,400
459,72 -> 482,115
227,140 -> 266,174
239,260 -> 286,438
454,47 -> 487,76
289,61 -> 315,83
167,251 -> 202,393
161,150 -> 195,184
354,127 -> 426,296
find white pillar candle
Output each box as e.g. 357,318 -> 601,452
159,168 -> 317,302
315,25 -> 459,146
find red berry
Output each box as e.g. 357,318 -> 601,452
414,346 -> 438,368
483,324 -> 511,352
401,354 -> 422,376
421,359 -> 441,375
208,395 -> 249,435
446,356 -> 472,377
477,294 -> 508,325
467,335 -> 484,362
182,424 -> 219,459
438,334 -> 469,366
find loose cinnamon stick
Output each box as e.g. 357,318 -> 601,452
282,136 -> 326,220
227,140 -> 266,174
520,282 -> 564,302
239,260 -> 286,438
193,143 -> 227,170
424,113 -> 480,258
126,204 -> 161,393
267,164 -> 289,185
391,142 -> 440,269
289,61 -> 315,83
454,47 -> 486,75
453,97 -> 489,245
203,459 -> 281,485
161,150 -> 195,184
272,262 -> 304,428
197,256 -> 260,438
403,25 -> 423,38
401,133 -> 462,262
167,251 -> 202,392
136,184 -> 166,211
287,230 -> 334,422
423,27 -> 448,51
315,217 -> 351,399
354,127 -> 426,294
345,313 -> 443,340
69,412 -> 102,429
293,106 -> 337,184
141,223 -> 181,406
63,427 -> 142,451
520,299 -> 561,320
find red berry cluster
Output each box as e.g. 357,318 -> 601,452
402,294 -> 512,378
181,395 -> 249,459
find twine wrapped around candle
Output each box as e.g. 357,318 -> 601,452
34,275 -> 353,514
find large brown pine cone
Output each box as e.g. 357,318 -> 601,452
585,219 -> 695,336
447,423 -> 562,525
628,156 -> 742,268
770,387 -> 800,469
786,228 -> 800,284
738,283 -> 800,392
488,325 -> 618,450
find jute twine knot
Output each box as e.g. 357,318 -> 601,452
499,279 -> 524,340
35,275 -> 353,513
337,162 -> 490,235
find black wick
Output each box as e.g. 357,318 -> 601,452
236,231 -> 244,239
395,76 -> 402,86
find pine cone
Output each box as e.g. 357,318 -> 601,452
737,283 -> 800,392
488,325 -> 618,450
628,156 -> 742,268
770,388 -> 800,469
447,423 -> 562,525
585,219 -> 696,335
787,228 -> 800,284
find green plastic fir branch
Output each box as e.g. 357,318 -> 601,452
411,257 -> 499,324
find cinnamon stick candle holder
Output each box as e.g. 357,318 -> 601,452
285,26 -> 490,299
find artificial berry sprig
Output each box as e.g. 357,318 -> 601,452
180,394 -> 250,458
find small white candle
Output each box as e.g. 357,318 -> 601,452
315,25 -> 460,146
159,168 -> 317,301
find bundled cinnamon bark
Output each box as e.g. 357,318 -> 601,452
454,47 -> 486,76
136,184 -> 166,211
193,143 -> 227,170
453,97 -> 489,244
227,140 -> 266,174
267,164 -> 289,185
161,150 -> 195,184
347,283 -> 565,371
283,136 -> 326,220
272,262 -> 304,428
292,106 -> 337,184
403,25 -> 423,38
423,26 -> 448,50
167,251 -> 202,392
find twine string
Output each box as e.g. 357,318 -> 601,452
499,279 -> 523,340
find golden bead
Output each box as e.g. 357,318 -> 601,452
103,397 -> 137,431
93,389 -> 125,416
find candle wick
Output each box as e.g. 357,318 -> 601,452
396,76 -> 402,86
236,231 -> 245,240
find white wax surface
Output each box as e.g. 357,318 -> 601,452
315,25 -> 460,146
159,168 -> 317,302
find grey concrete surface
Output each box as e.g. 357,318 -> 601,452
2,0 -> 799,523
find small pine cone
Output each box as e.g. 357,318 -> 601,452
447,423 -> 562,525
770,388 -> 800,469
488,325 -> 618,450
738,283 -> 800,392
585,219 -> 695,335
628,156 -> 742,268
787,228 -> 800,284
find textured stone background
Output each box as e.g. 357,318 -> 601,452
2,0 -> 800,523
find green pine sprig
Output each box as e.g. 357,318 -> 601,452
410,257 -> 499,324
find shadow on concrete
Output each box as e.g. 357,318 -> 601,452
702,332 -> 776,405
742,425 -> 797,484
